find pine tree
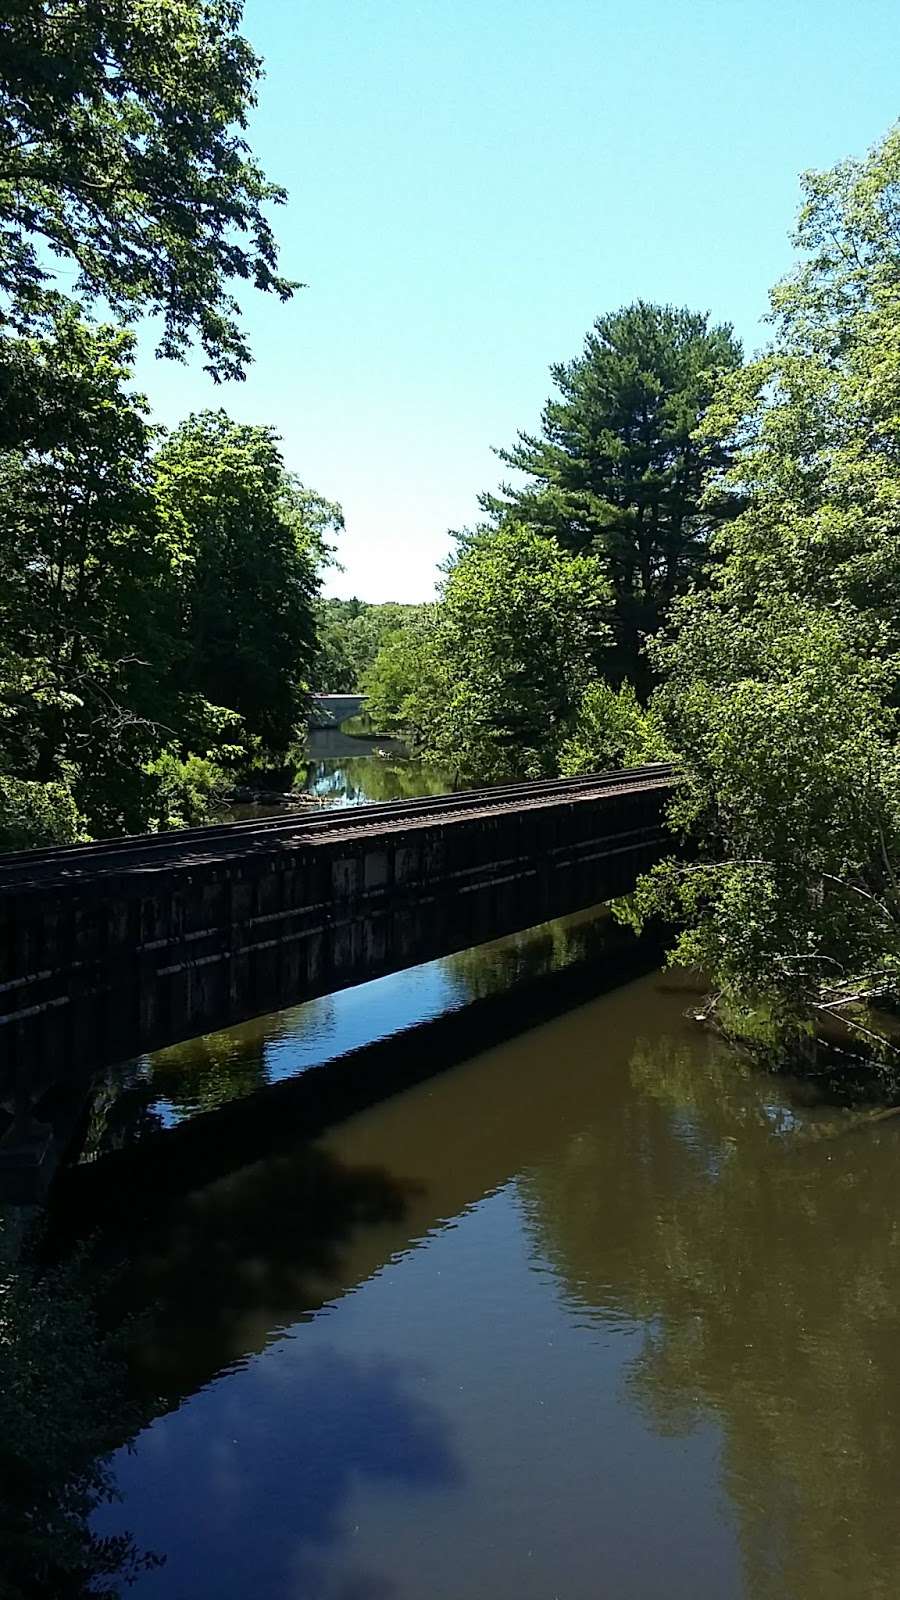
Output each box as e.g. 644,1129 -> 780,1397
483,302 -> 742,693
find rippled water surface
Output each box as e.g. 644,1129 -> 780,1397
85,925 -> 900,1600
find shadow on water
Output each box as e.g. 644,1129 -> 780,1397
48,920 -> 664,1404
104,1144 -> 424,1400
11,1131 -> 458,1598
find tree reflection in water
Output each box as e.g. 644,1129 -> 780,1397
83,906 -> 626,1159
82,996 -> 340,1155
65,957 -> 900,1598
304,752 -> 454,807
442,907 -> 618,1004
520,1030 -> 900,1600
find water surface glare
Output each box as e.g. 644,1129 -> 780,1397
94,965 -> 900,1600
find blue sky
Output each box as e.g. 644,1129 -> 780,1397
133,0 -> 900,602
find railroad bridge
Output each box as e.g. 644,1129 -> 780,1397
0,765 -> 675,1176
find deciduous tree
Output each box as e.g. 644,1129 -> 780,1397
0,311 -> 173,836
314,599 -> 428,694
367,527 -> 610,782
627,124 -> 900,1053
0,337 -> 336,842
0,0 -> 294,381
152,410 -> 337,755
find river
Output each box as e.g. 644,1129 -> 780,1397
60,744 -> 900,1598
228,728 -> 457,817
302,727 -> 455,806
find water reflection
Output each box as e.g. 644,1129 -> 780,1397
107,1348 -> 460,1600
106,1141 -> 422,1398
302,727 -> 454,812
79,969 -> 900,1599
83,907 -> 622,1146
225,729 -> 454,820
304,746 -> 454,808
523,1033 -> 900,1600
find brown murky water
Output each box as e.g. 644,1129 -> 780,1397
88,927 -> 900,1600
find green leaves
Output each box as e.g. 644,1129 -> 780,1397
366,526 -> 611,783
145,749 -> 230,832
630,122 -> 900,1051
559,680 -> 669,776
484,301 -> 743,692
152,410 -> 333,755
314,600 -> 428,695
0,330 -> 335,843
0,775 -> 82,849
0,0 -> 295,379
0,12 -> 320,837
0,309 -> 169,836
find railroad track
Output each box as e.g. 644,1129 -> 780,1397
0,763 -> 676,887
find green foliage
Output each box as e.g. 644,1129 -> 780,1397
627,123 -> 900,1051
0,1 -> 320,848
559,680 -> 669,775
484,302 -> 742,692
363,609 -> 442,739
314,598 -> 367,693
152,409 -> 333,754
0,326 -> 334,846
367,527 -> 611,781
0,774 -> 82,849
362,305 -> 740,782
0,0 -> 294,381
0,311 -> 174,838
144,749 -> 230,832
314,599 -> 429,693
0,1252 -> 160,1597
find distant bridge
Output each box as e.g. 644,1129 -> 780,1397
308,692 -> 367,728
0,764 -> 675,1187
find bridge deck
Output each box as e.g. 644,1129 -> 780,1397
0,766 -> 675,889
